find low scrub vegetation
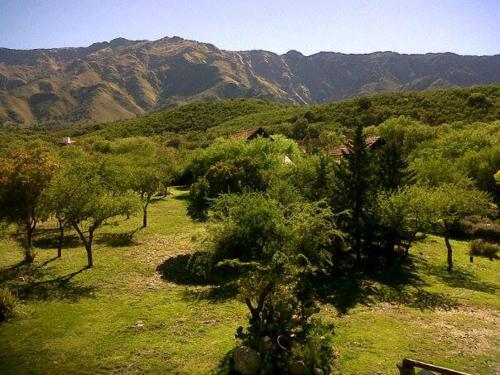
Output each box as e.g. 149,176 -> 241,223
469,239 -> 500,260
0,288 -> 16,322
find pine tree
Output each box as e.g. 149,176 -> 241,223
331,124 -> 375,262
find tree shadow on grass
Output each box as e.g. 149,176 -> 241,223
173,193 -> 190,202
16,267 -> 95,302
33,233 -> 81,250
96,229 -> 141,248
0,261 -> 95,302
182,282 -> 240,303
422,261 -> 497,294
316,255 -> 460,315
156,251 -> 239,302
157,252 -> 213,286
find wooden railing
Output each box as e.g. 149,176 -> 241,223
397,358 -> 472,375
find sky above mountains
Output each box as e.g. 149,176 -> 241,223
1,0 -> 499,55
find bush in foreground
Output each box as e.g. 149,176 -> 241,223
228,253 -> 337,374
0,288 -> 17,322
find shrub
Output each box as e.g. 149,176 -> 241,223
210,194 -> 287,264
469,239 -> 499,260
466,93 -> 492,108
209,193 -> 343,272
204,156 -> 267,195
0,288 -> 17,322
460,217 -> 500,242
187,176 -> 211,220
231,253 -> 337,374
187,156 -> 268,220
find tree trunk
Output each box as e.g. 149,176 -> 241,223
84,229 -> 94,268
142,195 -> 150,228
24,217 -> 36,264
72,223 -> 95,268
25,222 -> 35,263
142,206 -> 148,228
57,219 -> 64,258
85,243 -> 93,268
444,234 -> 453,271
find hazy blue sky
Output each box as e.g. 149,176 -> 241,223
1,0 -> 499,55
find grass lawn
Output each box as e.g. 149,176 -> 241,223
0,187 -> 498,374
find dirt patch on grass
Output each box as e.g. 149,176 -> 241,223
432,308 -> 500,356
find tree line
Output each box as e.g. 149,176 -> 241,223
0,138 -> 181,268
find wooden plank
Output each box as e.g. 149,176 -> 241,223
402,358 -> 472,375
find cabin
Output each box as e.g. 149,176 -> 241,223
232,127 -> 272,141
332,136 -> 385,157
59,136 -> 75,146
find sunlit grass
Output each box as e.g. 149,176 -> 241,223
0,188 -> 498,374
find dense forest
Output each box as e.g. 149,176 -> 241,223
0,84 -> 498,374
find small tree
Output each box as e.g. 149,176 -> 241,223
427,184 -> 493,271
377,186 -> 434,259
51,156 -> 138,268
130,165 -> 164,228
291,118 -> 310,140
188,157 -> 268,220
110,137 -> 171,228
0,147 -> 57,263
231,252 -> 337,374
43,175 -> 69,258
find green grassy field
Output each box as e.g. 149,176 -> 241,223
0,187 -> 498,374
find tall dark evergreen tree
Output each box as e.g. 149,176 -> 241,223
377,142 -> 411,192
331,124 -> 376,262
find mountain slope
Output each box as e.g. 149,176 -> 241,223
0,36 -> 499,126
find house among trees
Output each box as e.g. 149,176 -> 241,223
332,135 -> 385,157
59,136 -> 75,146
232,127 -> 272,141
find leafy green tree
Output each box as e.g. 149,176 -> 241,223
427,184 -> 493,271
466,92 -> 492,108
377,186 -> 434,259
374,116 -> 437,157
377,140 -> 412,192
130,165 -> 164,228
188,156 -> 268,220
210,193 -> 286,263
157,146 -> 183,196
0,147 -> 57,263
43,173 -> 69,258
317,129 -> 346,154
291,118 -> 309,140
109,137 -> 170,228
209,193 -> 343,273
185,135 -> 302,184
50,154 -> 139,268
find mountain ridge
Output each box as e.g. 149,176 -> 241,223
1,36 -> 499,127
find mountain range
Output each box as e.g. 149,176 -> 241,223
0,36 -> 499,127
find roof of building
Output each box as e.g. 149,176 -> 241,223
232,127 -> 271,140
332,136 -> 385,157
